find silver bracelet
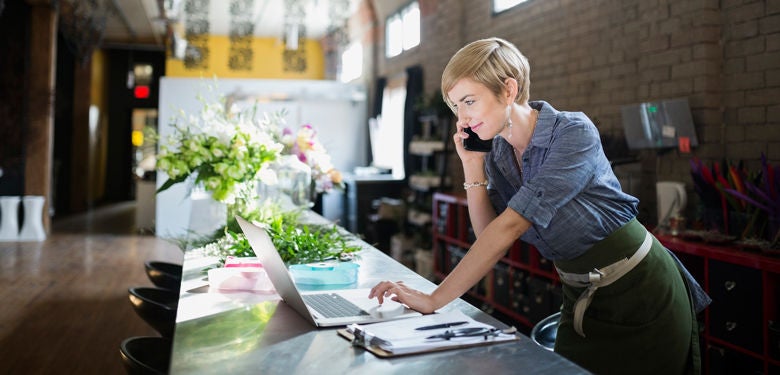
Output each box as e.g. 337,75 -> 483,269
463,180 -> 488,190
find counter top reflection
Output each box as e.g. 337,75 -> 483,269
169,212 -> 587,374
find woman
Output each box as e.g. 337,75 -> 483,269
369,37 -> 710,374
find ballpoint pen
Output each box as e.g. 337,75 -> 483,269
414,321 -> 469,331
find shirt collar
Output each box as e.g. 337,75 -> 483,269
492,100 -> 557,158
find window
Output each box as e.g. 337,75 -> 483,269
339,42 -> 363,83
385,1 -> 420,58
371,74 -> 407,178
493,0 -> 530,13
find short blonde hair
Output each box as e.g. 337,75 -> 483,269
441,37 -> 530,113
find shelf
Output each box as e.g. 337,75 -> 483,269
407,208 -> 432,227
409,140 -> 445,156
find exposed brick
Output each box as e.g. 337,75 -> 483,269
725,125 -> 745,143
759,14 -> 780,33
768,33 -> 780,51
725,71 -> 767,90
640,48 -> 691,68
745,87 -> 780,105
746,51 -> 780,71
768,143 -> 780,160
739,106 -> 767,124
724,91 -> 746,106
745,124 -> 780,141
693,43 -> 722,60
769,0 -> 780,14
727,141 -> 768,160
692,9 -> 722,26
694,75 -> 722,92
726,20 -> 759,39
671,26 -> 721,47
722,0 -> 747,10
671,0 -> 720,17
692,107 -> 723,124
695,143 -> 727,160
724,2 -> 766,23
672,60 -> 721,78
724,57 -> 746,74
724,36 -> 766,58
661,79 -> 694,96
768,69 -> 780,86
639,35 -> 669,53
768,104 -> 780,121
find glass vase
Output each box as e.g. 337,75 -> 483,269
270,155 -> 313,208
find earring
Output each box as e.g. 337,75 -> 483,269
505,106 -> 513,140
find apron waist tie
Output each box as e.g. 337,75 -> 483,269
556,230 -> 653,337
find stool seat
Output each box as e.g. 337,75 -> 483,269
119,336 -> 172,375
144,261 -> 183,291
128,287 -> 178,338
530,311 -> 560,351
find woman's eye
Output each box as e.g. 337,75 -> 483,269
465,100 -> 475,105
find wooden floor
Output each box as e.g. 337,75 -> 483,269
0,202 -> 183,374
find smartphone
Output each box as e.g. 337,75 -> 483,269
462,127 -> 493,152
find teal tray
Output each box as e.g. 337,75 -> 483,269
289,262 -> 359,285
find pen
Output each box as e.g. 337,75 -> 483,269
414,321 -> 469,331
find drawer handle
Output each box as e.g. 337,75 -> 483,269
725,321 -> 737,331
724,281 -> 736,291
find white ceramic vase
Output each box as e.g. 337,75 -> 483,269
0,196 -> 21,241
19,195 -> 46,241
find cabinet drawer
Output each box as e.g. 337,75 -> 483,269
493,263 -> 511,308
707,344 -> 763,375
525,276 -> 553,324
707,260 -> 763,354
510,268 -> 527,313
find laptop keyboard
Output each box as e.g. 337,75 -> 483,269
302,293 -> 370,318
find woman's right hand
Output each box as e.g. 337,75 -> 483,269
453,118 -> 487,167
368,280 -> 438,314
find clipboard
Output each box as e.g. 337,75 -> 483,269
336,310 -> 521,357
337,328 -> 520,358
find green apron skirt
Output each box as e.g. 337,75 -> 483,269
553,219 -> 700,375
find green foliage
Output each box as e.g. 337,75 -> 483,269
199,201 -> 359,266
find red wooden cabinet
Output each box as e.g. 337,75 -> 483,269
657,234 -> 780,375
432,192 -> 561,332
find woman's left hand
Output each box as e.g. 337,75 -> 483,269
368,281 -> 437,314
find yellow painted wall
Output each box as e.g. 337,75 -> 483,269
90,49 -> 109,202
166,36 -> 325,79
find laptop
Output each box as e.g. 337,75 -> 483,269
236,216 -> 422,327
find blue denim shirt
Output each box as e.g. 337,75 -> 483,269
486,101 -> 639,260
485,101 -> 711,312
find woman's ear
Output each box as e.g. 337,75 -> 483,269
504,78 -> 518,104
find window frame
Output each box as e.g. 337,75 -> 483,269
385,1 -> 420,59
492,0 -> 532,15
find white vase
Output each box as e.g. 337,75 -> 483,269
0,196 -> 21,241
19,195 -> 46,241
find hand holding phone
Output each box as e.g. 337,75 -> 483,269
462,127 -> 493,152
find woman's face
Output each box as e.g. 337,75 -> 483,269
447,77 -> 508,140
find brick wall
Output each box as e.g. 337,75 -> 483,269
369,0 -> 779,224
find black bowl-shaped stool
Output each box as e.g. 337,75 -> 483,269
128,287 -> 178,338
144,261 -> 183,292
119,336 -> 172,375
530,311 -> 560,351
